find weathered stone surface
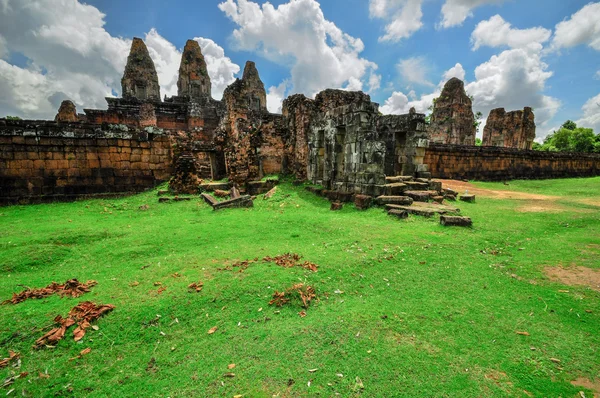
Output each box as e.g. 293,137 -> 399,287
482,107 -> 536,150
330,201 -> 343,211
55,100 -> 78,123
122,38 -> 161,101
460,194 -> 476,203
440,215 -> 472,227
178,40 -> 211,100
375,196 -> 414,206
201,193 -> 218,206
385,183 -> 408,195
200,182 -> 231,192
354,194 -> 372,210
386,202 -> 460,216
404,191 -> 431,202
388,209 -> 409,219
213,195 -> 253,210
169,152 -> 202,195
428,78 -> 475,146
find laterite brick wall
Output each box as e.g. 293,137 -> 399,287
424,144 -> 600,181
0,119 -> 173,205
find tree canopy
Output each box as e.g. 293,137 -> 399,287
534,121 -> 600,153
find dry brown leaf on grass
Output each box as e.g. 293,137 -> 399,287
69,348 -> 92,361
0,351 -> 19,368
208,326 -> 218,334
157,287 -> 167,295
516,331 -> 530,336
35,302 -> 115,348
269,283 -> 316,310
298,311 -> 307,318
188,282 -> 204,292
2,279 -> 97,304
228,364 -> 236,369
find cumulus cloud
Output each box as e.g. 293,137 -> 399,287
465,49 -> 560,134
380,63 -> 463,115
397,57 -> 434,87
266,80 -> 290,114
0,0 -> 239,119
551,2 -> 600,51
369,0 -> 424,42
439,0 -> 505,29
576,93 -> 600,131
219,0 -> 379,99
471,15 -> 551,52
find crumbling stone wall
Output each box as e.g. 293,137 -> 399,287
219,61 -> 284,185
0,119 -> 172,205
482,107 -> 536,150
428,78 -> 476,146
424,144 -> 600,181
283,90 -> 428,195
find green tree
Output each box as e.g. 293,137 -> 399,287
5,116 -> 21,120
541,121 -> 599,153
561,120 -> 577,130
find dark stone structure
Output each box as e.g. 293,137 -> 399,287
428,78 -> 476,146
1,37 -> 597,205
482,107 -> 536,150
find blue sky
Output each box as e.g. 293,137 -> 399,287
0,0 -> 599,139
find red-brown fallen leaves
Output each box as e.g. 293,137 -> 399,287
269,283 -> 316,310
35,301 -> 115,348
69,348 -> 92,361
188,282 -> 204,292
263,253 -> 318,272
0,351 -> 19,368
516,331 -> 530,336
208,326 -> 218,334
2,279 -> 97,304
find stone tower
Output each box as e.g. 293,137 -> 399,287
121,38 -> 161,101
482,107 -> 536,149
241,61 -> 267,112
428,77 -> 476,146
177,40 -> 211,99
54,100 -> 78,123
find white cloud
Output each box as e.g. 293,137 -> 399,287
368,72 -> 382,93
397,57 -> 434,87
471,15 -> 551,52
551,2 -> 600,51
595,70 -> 600,80
219,0 -> 378,98
0,0 -> 240,118
576,93 -> 600,131
266,80 -> 289,114
380,63 -> 462,115
439,0 -> 505,29
369,0 -> 424,42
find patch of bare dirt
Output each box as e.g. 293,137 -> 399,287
544,266 -> 600,292
571,377 -> 600,398
438,180 -> 559,201
515,200 -> 567,213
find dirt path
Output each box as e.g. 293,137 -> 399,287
437,180 -> 599,213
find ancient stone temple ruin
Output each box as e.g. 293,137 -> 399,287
1,36 -> 599,205
428,77 -> 476,146
482,107 -> 536,150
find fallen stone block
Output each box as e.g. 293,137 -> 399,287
442,188 -> 458,196
330,201 -> 343,211
386,202 -> 460,217
460,194 -> 476,203
213,189 -> 230,198
417,171 -> 432,179
431,196 -> 445,204
404,191 -> 431,202
388,209 -> 409,219
440,215 -> 472,227
157,190 -> 169,196
375,196 -> 414,206
158,197 -> 171,203
385,176 -> 414,183
200,193 -> 218,206
404,181 -> 429,191
444,194 -> 457,201
384,183 -> 407,195
173,196 -> 191,202
428,181 -> 442,192
354,194 -> 372,210
213,195 -> 253,210
200,182 -> 231,192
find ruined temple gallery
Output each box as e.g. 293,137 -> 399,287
0,37 -> 599,204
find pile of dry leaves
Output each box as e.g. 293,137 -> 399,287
269,283 -> 316,310
2,279 -> 97,304
35,301 -> 115,348
0,351 -> 19,368
263,253 -> 318,272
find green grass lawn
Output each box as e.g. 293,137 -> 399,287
1,178 -> 599,397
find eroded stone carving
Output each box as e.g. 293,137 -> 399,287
121,38 -> 161,101
482,107 -> 536,150
428,78 -> 475,146
177,40 -> 211,100
55,100 -> 78,123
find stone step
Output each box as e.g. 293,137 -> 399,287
384,183 -> 407,195
404,190 -> 431,202
375,196 -> 414,206
404,181 -> 429,191
385,202 -> 460,217
213,195 -> 253,210
388,209 -> 409,219
200,182 -> 231,192
459,194 -> 476,203
385,176 -> 414,183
